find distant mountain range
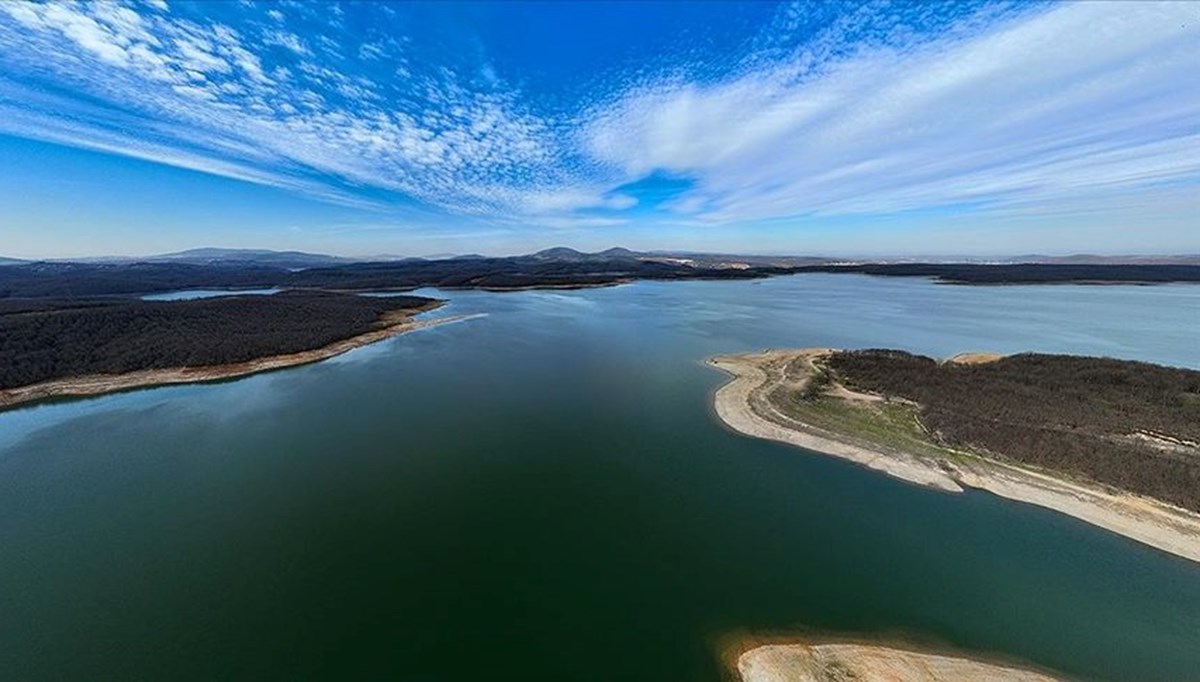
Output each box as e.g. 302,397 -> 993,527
2,247 -> 1196,269
139,248 -> 360,268
69,247 -> 364,269
3,246 -> 1199,299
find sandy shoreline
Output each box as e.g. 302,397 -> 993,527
0,308 -> 481,413
708,349 -> 1200,564
731,637 -> 1063,682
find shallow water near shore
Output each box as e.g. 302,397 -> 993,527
2,274 -> 1199,680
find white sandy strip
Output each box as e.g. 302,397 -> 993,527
709,349 -> 1200,564
709,352 -> 963,492
738,642 -> 1061,682
0,312 -> 483,412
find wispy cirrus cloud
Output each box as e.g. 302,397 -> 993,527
0,0 -> 1196,236
583,1 -> 1200,224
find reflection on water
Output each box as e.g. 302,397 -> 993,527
2,275 -> 1198,680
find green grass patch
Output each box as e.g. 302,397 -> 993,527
776,390 -> 968,461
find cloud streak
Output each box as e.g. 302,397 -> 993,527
584,2 -> 1200,223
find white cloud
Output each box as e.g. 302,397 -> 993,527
582,1 -> 1200,224
263,30 -> 310,57
358,41 -> 387,61
0,0 -> 584,217
0,0 -> 1195,235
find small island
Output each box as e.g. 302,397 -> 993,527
0,290 -> 463,411
732,637 -> 1062,682
709,348 -> 1200,563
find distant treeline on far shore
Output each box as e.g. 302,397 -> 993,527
2,249 -> 1199,299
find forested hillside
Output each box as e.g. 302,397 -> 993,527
0,291 -> 436,390
2,256 -> 1198,299
825,350 -> 1200,512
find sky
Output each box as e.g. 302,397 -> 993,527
0,0 -> 1197,259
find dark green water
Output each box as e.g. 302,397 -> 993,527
2,275 -> 1199,680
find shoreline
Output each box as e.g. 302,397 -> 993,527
708,349 -> 1200,564
0,306 -> 480,413
726,635 -> 1063,682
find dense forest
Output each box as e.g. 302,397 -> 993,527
0,261 -> 288,298
795,263 -> 1200,284
825,350 -> 1200,512
0,291 -> 436,389
2,257 -> 1197,299
0,256 -> 774,298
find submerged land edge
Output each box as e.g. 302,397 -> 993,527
707,349 -> 1200,564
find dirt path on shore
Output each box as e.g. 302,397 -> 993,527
708,349 -> 1200,564
0,311 -> 482,413
945,351 -> 1005,365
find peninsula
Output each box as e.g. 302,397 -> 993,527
0,291 -> 457,411
709,349 -> 1200,563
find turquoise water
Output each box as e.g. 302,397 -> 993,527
2,275 -> 1198,680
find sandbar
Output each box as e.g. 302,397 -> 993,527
732,637 -> 1062,682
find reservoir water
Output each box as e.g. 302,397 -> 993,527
2,274 -> 1198,680
140,288 -> 282,300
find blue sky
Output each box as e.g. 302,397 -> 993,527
0,0 -> 1197,258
